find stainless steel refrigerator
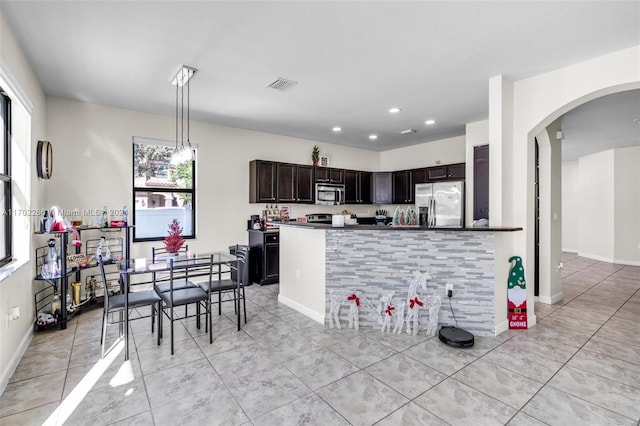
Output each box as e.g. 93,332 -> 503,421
415,181 -> 465,228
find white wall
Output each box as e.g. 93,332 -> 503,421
379,135 -> 465,171
562,146 -> 640,265
498,45 -> 640,320
561,160 -> 579,251
614,146 -> 640,264
44,97 -> 382,258
0,9 -> 48,392
578,151 -> 615,259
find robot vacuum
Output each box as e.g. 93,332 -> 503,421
439,326 -> 475,348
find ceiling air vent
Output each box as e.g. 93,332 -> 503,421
266,77 -> 298,92
400,129 -> 417,135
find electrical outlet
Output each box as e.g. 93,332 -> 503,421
446,283 -> 453,297
295,269 -> 300,279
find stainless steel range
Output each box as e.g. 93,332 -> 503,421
306,213 -> 333,224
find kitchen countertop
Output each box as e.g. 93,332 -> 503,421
247,228 -> 280,233
278,222 -> 522,232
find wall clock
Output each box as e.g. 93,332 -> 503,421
36,140 -> 53,179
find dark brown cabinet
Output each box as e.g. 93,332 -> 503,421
315,167 -> 344,184
473,145 -> 489,220
277,163 -> 314,203
427,163 -> 466,181
251,160 -> 463,205
392,168 -> 427,204
249,160 -> 277,203
344,170 -> 372,204
373,172 -> 392,204
248,230 -> 279,285
392,171 -> 411,204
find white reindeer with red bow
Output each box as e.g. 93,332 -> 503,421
379,292 -> 394,333
346,292 -> 360,330
405,270 -> 430,335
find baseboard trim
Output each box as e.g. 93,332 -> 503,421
538,292 -> 563,305
577,252 -> 640,267
277,294 -> 324,325
495,320 -> 509,336
561,248 -> 578,253
0,326 -> 33,395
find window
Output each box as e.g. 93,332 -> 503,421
132,137 -> 195,241
0,88 -> 11,266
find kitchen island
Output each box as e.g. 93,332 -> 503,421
277,223 -> 522,336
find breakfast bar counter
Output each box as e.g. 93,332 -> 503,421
277,222 -> 522,336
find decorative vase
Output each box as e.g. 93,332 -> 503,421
313,160 -> 318,166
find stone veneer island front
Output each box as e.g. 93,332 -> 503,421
277,223 -> 522,337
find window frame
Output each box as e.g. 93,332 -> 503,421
131,138 -> 196,242
0,88 -> 12,267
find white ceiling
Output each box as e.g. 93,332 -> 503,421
1,1 -> 639,157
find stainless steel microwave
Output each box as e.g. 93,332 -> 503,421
315,183 -> 345,205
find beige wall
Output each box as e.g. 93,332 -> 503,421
495,45 -> 640,327
561,160 -> 579,251
613,146 -> 640,264
562,146 -> 640,265
44,97 -> 381,258
0,9 -> 48,391
379,135 -> 465,171
278,226 -> 326,322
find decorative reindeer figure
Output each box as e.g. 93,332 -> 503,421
405,270 -> 430,335
347,292 -> 360,330
328,290 -> 342,329
379,292 -> 394,333
393,301 -> 406,334
425,295 -> 442,336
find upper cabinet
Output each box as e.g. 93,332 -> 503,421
249,160 -> 277,203
315,167 -> 344,184
372,172 -> 392,204
392,170 -> 411,204
427,162 -> 466,181
392,168 -> 428,204
276,163 -> 314,204
344,170 -> 372,204
250,160 -> 313,203
251,160 -> 464,205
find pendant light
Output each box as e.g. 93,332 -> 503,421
170,65 -> 197,165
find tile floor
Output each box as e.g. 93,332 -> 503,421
1,253 -> 639,425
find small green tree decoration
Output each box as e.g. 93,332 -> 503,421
164,219 -> 185,253
311,145 -> 320,166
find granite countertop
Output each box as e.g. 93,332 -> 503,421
247,228 -> 280,233
278,222 -> 522,232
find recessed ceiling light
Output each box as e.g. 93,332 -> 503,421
389,107 -> 401,114
369,134 -> 378,140
425,119 -> 436,125
332,126 -> 342,132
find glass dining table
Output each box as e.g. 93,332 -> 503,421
117,252 -> 239,359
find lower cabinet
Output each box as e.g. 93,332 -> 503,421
248,230 -> 279,285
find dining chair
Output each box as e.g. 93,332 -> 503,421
155,254 -> 212,355
99,256 -> 161,359
197,245 -> 248,334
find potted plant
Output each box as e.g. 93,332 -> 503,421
311,145 -> 320,166
164,219 -> 185,253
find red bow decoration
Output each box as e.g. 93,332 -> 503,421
409,297 -> 424,309
347,293 -> 360,306
385,305 -> 395,316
